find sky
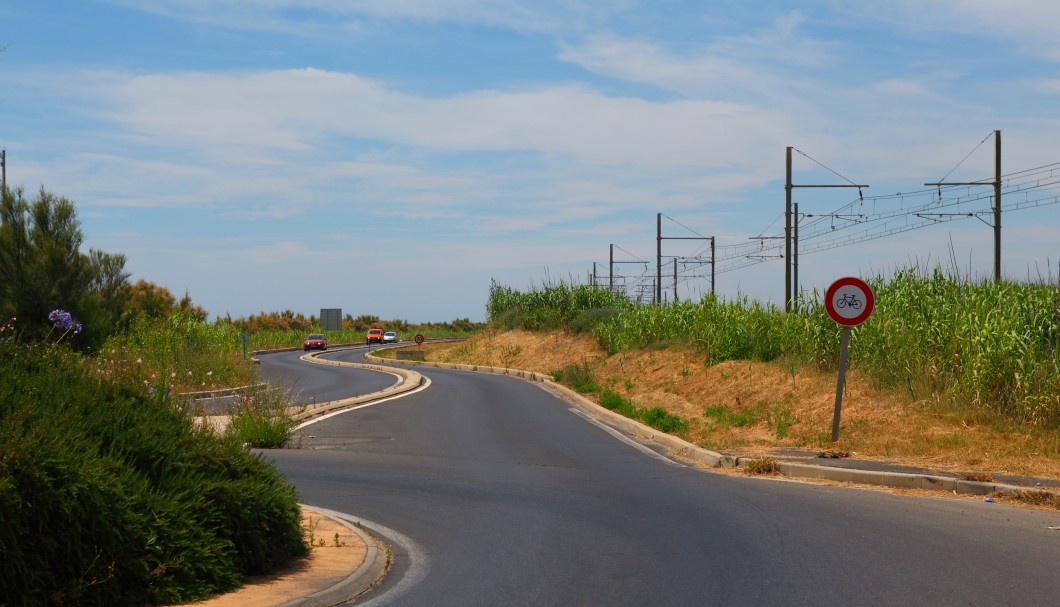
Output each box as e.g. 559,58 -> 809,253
3,1 -> 1060,323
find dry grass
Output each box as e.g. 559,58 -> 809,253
411,330 -> 1060,480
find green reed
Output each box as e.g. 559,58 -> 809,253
488,267 -> 1060,427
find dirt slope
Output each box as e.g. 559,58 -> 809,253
416,330 -> 1059,480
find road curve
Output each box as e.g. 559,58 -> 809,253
263,357 -> 1060,606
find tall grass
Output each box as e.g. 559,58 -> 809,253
487,267 -> 1060,427
836,269 -> 1060,426
100,311 -> 256,392
225,385 -> 299,448
488,279 -> 630,331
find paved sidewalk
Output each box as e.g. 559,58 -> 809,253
180,506 -> 385,607
758,448 -> 1060,490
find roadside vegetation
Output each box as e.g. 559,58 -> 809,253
0,332 -> 307,605
220,310 -> 481,351
1,185 -> 477,603
486,272 -> 1060,429
412,274 -> 1060,480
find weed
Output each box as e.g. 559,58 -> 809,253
769,407 -> 794,439
500,344 -> 522,368
1003,489 -> 1060,510
303,517 -> 320,549
225,385 -> 297,448
600,390 -> 635,416
744,459 -> 780,475
705,405 -> 757,428
553,361 -> 602,393
638,406 -> 689,433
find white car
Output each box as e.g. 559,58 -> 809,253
382,331 -> 398,343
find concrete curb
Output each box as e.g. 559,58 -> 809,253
365,352 -> 1060,501
278,505 -> 389,607
287,350 -> 424,422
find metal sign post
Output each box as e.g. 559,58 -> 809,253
824,277 -> 876,442
831,327 -> 852,442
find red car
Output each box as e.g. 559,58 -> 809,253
303,333 -> 327,351
366,328 -> 384,345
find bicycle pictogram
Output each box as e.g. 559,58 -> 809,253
835,293 -> 862,310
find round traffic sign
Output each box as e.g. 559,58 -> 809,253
414,333 -> 425,345
824,277 -> 875,327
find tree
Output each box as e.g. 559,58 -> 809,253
121,280 -> 208,325
0,186 -> 130,347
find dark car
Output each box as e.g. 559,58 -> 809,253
303,333 -> 327,351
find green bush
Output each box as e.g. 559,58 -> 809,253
552,362 -> 602,393
598,390 -> 689,433
637,406 -> 689,433
600,389 -> 635,416
225,385 -> 298,448
0,341 -> 307,605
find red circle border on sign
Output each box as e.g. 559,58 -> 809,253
824,276 -> 875,327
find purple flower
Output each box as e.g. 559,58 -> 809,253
48,309 -> 82,335
49,309 -> 74,331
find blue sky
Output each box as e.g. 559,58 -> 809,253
3,1 -> 1060,322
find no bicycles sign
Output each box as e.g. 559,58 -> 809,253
824,276 -> 875,442
824,276 -> 875,327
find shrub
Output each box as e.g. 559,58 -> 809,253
637,406 -> 689,433
225,385 -> 298,449
553,361 -> 602,393
0,341 -> 307,605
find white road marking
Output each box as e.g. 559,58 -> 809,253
309,507 -> 432,607
293,376 -> 433,431
568,408 -> 685,467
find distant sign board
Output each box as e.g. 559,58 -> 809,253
320,308 -> 342,332
414,333 -> 425,345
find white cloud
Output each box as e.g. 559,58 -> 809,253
105,0 -> 634,36
73,66 -> 796,195
235,240 -> 328,264
833,0 -> 1060,63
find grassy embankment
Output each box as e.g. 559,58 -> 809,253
389,269 -> 1060,480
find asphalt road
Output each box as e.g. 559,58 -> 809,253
255,345 -> 399,406
260,352 -> 1060,606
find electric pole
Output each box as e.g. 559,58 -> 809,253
924,130 -> 1001,282
785,146 -> 869,311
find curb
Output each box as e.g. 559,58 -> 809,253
365,352 -> 1060,501
286,350 -> 424,422
278,506 -> 389,607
